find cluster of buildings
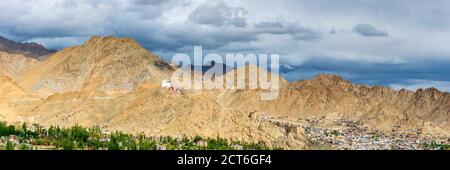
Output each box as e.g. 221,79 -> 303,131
304,119 -> 449,150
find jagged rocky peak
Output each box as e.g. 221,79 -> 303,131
416,87 -> 443,95
418,87 -> 441,93
15,35 -> 175,96
50,35 -> 167,68
0,35 -> 56,59
82,36 -> 144,51
310,74 -> 351,85
414,87 -> 448,100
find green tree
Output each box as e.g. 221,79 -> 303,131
19,144 -> 32,150
6,141 -> 15,150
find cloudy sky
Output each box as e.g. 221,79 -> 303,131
1,0 -> 450,91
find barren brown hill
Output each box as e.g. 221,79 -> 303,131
18,36 -> 175,97
0,51 -> 39,80
217,74 -> 450,134
0,76 -> 29,100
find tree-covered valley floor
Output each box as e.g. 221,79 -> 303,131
0,122 -> 280,150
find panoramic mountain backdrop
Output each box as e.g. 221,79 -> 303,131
0,36 -> 449,149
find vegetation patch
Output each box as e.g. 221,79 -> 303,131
0,122 -> 280,150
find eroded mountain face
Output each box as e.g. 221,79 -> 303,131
17,36 -> 175,97
0,51 -> 39,80
0,36 -> 449,149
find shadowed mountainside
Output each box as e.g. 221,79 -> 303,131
0,36 -> 56,59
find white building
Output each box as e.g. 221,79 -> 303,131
161,79 -> 172,88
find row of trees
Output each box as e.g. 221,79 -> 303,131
1,122 -> 277,150
423,141 -> 450,150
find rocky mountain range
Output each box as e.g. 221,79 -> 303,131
0,36 -> 449,149
0,36 -> 56,60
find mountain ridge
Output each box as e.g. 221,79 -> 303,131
0,36 -> 56,59
17,36 -> 174,97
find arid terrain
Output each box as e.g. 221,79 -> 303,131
1,36 -> 449,149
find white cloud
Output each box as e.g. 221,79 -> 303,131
283,64 -> 294,70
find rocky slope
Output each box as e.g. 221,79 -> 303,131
0,51 -> 39,80
18,36 -> 174,97
217,74 -> 450,133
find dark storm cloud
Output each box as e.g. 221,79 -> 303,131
328,28 -> 337,35
254,20 -> 322,41
133,0 -> 168,6
353,24 -> 388,37
188,1 -> 248,27
254,21 -> 284,29
136,27 -> 258,51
